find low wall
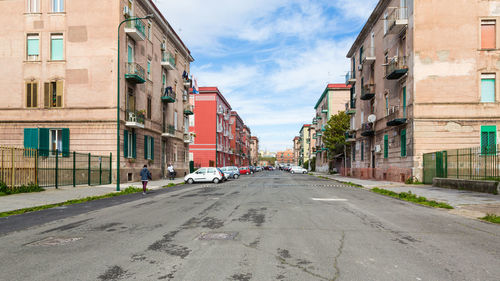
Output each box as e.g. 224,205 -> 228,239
432,178 -> 499,194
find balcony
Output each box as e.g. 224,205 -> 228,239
161,52 -> 176,70
312,118 -> 318,125
124,19 -> 146,41
387,7 -> 408,34
182,71 -> 192,88
345,131 -> 356,143
162,125 -> 176,138
125,110 -> 145,129
345,71 -> 356,85
316,132 -> 323,137
125,62 -> 146,84
183,104 -> 194,115
361,46 -> 376,65
216,123 -> 223,133
386,106 -> 407,126
183,133 -> 193,144
321,106 -> 328,114
217,144 -> 223,152
345,102 -> 356,115
161,87 -> 176,103
385,56 -> 408,80
361,122 -> 375,137
360,84 -> 375,100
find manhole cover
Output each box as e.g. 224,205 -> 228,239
26,236 -> 82,246
198,232 -> 238,240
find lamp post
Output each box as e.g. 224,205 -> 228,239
117,14 -> 153,191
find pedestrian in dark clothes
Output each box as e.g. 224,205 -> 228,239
140,164 -> 152,194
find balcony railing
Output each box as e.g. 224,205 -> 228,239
345,71 -> 356,85
385,56 -> 408,80
161,52 -> 176,70
386,106 -> 407,126
125,62 -> 146,84
345,131 -> 356,142
162,125 -> 176,138
360,84 -> 375,100
183,104 -> 194,115
361,46 -> 375,64
125,19 -> 146,41
345,102 -> 356,115
361,122 -> 375,137
125,110 -> 145,129
387,7 -> 408,34
161,87 -> 176,103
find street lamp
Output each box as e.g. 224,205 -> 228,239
116,14 -> 154,191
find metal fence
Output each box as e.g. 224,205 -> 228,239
0,146 -> 112,189
423,145 -> 500,184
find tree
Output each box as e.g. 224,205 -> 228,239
322,111 -> 350,157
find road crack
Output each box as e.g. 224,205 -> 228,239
332,231 -> 345,281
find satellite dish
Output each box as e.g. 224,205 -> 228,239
367,114 -> 376,123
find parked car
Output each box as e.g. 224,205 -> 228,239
255,166 -> 262,172
217,167 -> 228,182
220,166 -> 240,179
249,166 -> 256,173
290,166 -> 308,174
239,166 -> 251,175
184,167 -> 224,184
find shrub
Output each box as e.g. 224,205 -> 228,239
0,182 -> 44,196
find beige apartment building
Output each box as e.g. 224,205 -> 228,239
250,136 -> 259,166
312,84 -> 350,172
0,0 -> 194,182
292,136 -> 300,165
345,0 -> 500,182
298,124 -> 312,166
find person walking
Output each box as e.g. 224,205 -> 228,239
167,163 -> 175,180
140,164 -> 152,195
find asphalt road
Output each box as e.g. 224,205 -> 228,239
0,171 -> 499,281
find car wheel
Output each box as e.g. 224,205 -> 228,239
213,178 -> 220,184
234,174 -> 239,179
303,171 -> 307,174
291,171 -> 295,174
187,178 -> 194,184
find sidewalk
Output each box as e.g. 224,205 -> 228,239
0,178 -> 184,213
311,172 -> 500,219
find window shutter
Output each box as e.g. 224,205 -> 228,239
401,129 -> 407,157
23,128 -> 38,149
38,128 -> 50,156
132,132 -> 137,158
44,82 -> 50,108
151,137 -> 154,160
32,82 -> 37,107
62,128 -> 70,157
489,132 -> 497,154
144,135 -> 148,159
56,80 -> 63,107
123,130 -> 128,158
384,135 -> 388,159
26,83 -> 32,107
481,126 -> 497,155
481,21 -> 496,49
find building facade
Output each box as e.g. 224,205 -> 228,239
298,124 -> 312,166
312,84 -> 351,172
293,136 -> 300,165
276,150 -> 294,165
250,136 -> 259,166
345,0 -> 500,181
0,0 -> 193,182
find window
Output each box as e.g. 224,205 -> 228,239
174,111 -> 178,130
26,81 -> 38,108
44,81 -> 63,108
123,130 -> 136,158
361,141 -> 364,161
147,96 -> 152,119
401,129 -> 407,157
359,46 -> 363,62
384,11 -> 389,35
184,116 -> 189,133
127,43 -> 134,63
481,74 -> 495,103
147,20 -> 152,40
385,93 -> 389,115
162,73 -> 166,87
144,136 -> 154,160
127,87 -> 135,112
481,126 -> 497,155
52,0 -> 64,12
27,34 -> 40,61
27,0 -> 39,13
50,34 -> 64,61
384,135 -> 388,159
351,57 -> 356,78
49,129 -> 63,154
481,20 -> 496,49
24,128 -> 69,156
402,86 -> 407,117
147,59 -> 151,80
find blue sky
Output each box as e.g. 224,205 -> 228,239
158,0 -> 378,152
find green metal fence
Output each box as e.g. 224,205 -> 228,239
423,145 -> 500,184
37,150 -> 112,188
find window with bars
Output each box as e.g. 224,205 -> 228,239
26,81 -> 38,108
481,125 -> 497,155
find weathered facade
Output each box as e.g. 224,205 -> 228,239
293,136 -> 300,166
0,0 -> 193,182
250,136 -> 259,166
298,124 -> 312,166
346,0 -> 500,182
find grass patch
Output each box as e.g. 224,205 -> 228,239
343,182 -> 363,188
317,176 -> 331,180
481,214 -> 500,224
0,182 -> 44,196
163,182 -> 185,188
0,186 -> 142,218
371,188 -> 453,209
308,173 -> 314,176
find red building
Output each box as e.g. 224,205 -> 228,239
189,87 -> 232,167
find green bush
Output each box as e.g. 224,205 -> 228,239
0,182 -> 44,196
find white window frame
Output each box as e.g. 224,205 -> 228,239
49,129 -> 63,155
146,136 -> 153,160
174,111 -> 178,130
127,131 -> 133,158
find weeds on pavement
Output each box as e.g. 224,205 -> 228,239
372,188 -> 453,209
481,214 -> 500,224
0,182 -> 44,196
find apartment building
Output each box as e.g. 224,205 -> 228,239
298,124 -> 312,166
293,136 -> 301,165
250,136 -> 259,166
242,125 -> 251,166
230,112 -> 245,167
0,0 -> 193,182
312,84 -> 351,172
276,150 -> 294,165
345,0 -> 500,181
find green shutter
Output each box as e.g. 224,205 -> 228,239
132,132 -> 137,159
123,130 -> 128,158
151,137 -> 154,160
144,135 -> 148,159
27,38 -> 39,56
61,128 -> 70,157
51,37 -> 63,60
384,135 -> 388,159
39,128 -> 50,156
361,141 -> 364,161
481,125 -> 497,155
402,86 -> 407,117
24,128 -> 38,149
401,129 -> 407,157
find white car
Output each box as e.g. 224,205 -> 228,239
184,167 -> 224,184
290,166 -> 308,174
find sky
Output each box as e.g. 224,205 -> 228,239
157,0 -> 379,152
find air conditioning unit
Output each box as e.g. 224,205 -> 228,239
123,6 -> 131,16
160,42 -> 166,51
374,145 -> 382,153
